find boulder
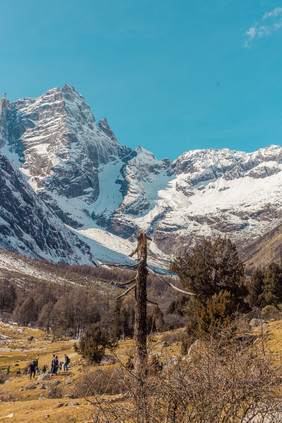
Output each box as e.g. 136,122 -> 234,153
37,373 -> 51,381
55,402 -> 64,408
50,379 -> 61,386
25,382 -> 39,390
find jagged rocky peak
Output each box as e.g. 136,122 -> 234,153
171,145 -> 282,183
98,117 -> 118,143
256,144 -> 281,159
3,84 -> 130,167
124,146 -> 170,186
0,85 -> 134,226
0,92 -> 10,111
61,84 -> 97,128
61,83 -> 78,99
133,146 -> 170,168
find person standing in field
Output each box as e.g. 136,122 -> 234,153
54,356 -> 59,374
64,354 -> 70,371
51,354 -> 56,374
29,362 -> 36,379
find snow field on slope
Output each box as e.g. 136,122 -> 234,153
94,160 -> 124,216
126,161 -> 281,243
178,173 -> 282,215
0,251 -> 66,284
75,227 -> 173,270
47,160 -> 125,226
134,171 -> 281,226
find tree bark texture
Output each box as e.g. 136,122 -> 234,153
134,233 -> 148,383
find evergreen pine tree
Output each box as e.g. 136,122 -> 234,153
80,324 -> 117,364
171,236 -> 247,308
170,236 -> 248,350
247,268 -> 265,308
261,263 -> 282,306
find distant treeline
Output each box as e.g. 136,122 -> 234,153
0,242 -> 281,340
0,270 -> 176,338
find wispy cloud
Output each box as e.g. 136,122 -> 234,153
244,7 -> 282,47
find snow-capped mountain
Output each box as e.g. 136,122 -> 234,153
151,145 -> 281,255
0,85 -> 132,227
0,85 -> 281,268
0,152 -> 96,265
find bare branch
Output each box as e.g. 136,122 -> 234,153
116,283 -> 136,300
119,278 -> 137,286
129,247 -> 138,258
146,298 -> 158,306
147,267 -> 195,296
99,261 -> 138,270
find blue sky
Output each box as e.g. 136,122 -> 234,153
0,0 -> 282,160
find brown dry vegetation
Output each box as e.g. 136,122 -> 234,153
0,321 -> 181,422
0,320 -> 281,422
0,248 -> 182,317
242,223 -> 282,270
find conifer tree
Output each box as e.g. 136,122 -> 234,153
247,268 -> 265,308
170,237 -> 248,349
171,236 -> 246,308
0,279 -> 17,313
261,262 -> 282,306
80,324 -> 117,364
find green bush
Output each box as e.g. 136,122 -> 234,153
79,324 -> 117,364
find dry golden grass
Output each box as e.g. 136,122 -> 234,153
0,321 -> 281,422
0,322 -> 89,422
0,322 -> 184,422
0,399 -> 95,423
252,319 -> 282,367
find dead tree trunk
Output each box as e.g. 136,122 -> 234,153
134,233 -> 148,383
99,232 -> 194,422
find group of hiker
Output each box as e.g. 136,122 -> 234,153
50,354 -> 70,374
28,354 -> 70,379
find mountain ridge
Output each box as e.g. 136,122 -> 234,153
0,85 -> 281,268
0,151 -> 96,265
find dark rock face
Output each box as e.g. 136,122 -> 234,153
98,118 -> 118,143
2,86 -> 131,225
0,95 -> 10,148
0,153 -> 95,265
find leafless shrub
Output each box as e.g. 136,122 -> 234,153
148,355 -> 162,375
84,325 -> 281,423
161,329 -> 184,344
48,385 -> 63,399
74,367 -> 129,397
